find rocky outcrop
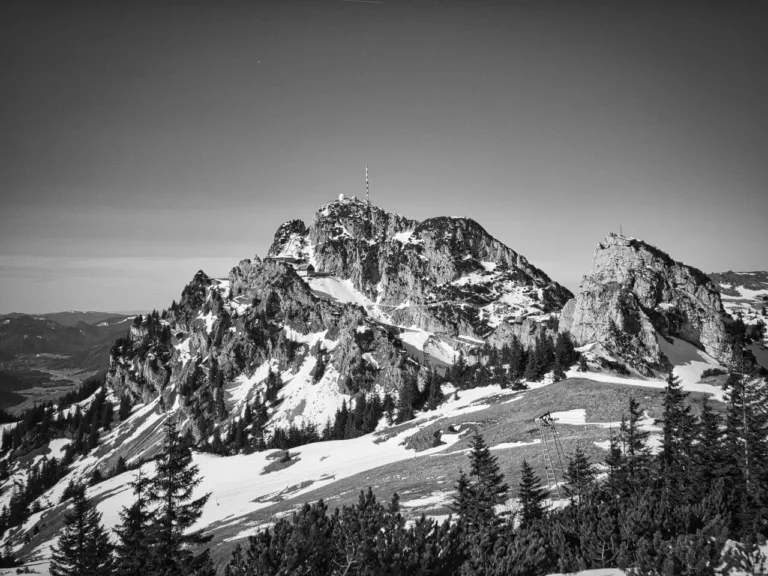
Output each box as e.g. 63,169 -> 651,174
107,256 -> 418,440
268,197 -> 572,339
560,234 -> 734,374
487,316 -> 558,350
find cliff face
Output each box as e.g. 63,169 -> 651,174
560,234 -> 734,374
268,197 -> 572,339
107,258 -> 418,441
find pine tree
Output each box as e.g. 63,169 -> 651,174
618,397 -> 651,491
658,370 -> 697,496
114,456 -> 128,476
427,376 -> 443,410
147,417 -> 212,575
114,471 -> 153,576
452,432 -> 508,530
692,399 -> 725,488
0,540 -> 17,568
562,445 -> 596,504
396,376 -> 418,423
452,351 -> 467,387
518,459 -> 547,529
723,373 -> 768,536
523,338 -> 543,382
49,483 -> 113,576
554,332 -> 577,371
508,336 -> 526,382
89,468 -> 104,486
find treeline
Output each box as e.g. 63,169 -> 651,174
1,378 -> 132,457
1,387 -> 126,456
0,409 -> 15,425
200,364 -> 447,456
57,377 -> 102,409
223,370 -> 768,575
47,417 -> 215,576
110,310 -> 173,363
0,380 -> 135,542
453,332 -> 581,389
202,329 -> 581,458
0,455 -> 69,540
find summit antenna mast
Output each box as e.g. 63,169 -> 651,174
366,165 -> 370,204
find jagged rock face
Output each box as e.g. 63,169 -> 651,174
268,197 -> 572,339
107,258 -> 417,441
486,317 -> 557,350
560,234 -> 734,373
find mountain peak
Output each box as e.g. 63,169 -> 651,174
562,233 -> 734,374
267,200 -> 572,339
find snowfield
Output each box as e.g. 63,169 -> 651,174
308,277 -> 371,308
571,334 -> 728,402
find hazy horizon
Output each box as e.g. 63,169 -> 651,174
2,0 -> 767,314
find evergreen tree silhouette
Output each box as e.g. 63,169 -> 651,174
693,399 -> 726,488
49,483 -> 113,576
146,417 -> 212,575
618,397 -> 651,492
723,373 -> 768,536
518,458 -> 547,529
452,432 -> 508,530
562,445 -> 596,505
658,369 -> 697,500
114,471 -> 152,576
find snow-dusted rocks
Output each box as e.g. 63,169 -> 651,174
106,253 -> 420,454
267,197 -> 572,339
560,233 -> 735,374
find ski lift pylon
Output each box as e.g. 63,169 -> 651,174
534,412 -> 568,499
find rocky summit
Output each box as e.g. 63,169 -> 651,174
560,233 -> 735,375
267,195 -> 573,339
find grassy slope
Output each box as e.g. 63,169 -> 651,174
201,378 -> 720,565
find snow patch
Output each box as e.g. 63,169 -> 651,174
48,438 -> 71,460
362,352 -> 379,369
393,230 -> 415,244
549,409 -> 587,426
228,361 -> 277,407
491,439 -> 541,450
401,491 -> 452,508
269,360 -> 350,430
657,335 -> 726,401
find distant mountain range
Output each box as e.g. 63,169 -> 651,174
0,313 -> 133,357
0,312 -> 136,409
0,311 -> 140,327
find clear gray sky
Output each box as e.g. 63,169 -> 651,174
2,0 -> 767,313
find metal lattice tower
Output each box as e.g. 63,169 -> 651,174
366,165 -> 370,204
535,412 -> 568,499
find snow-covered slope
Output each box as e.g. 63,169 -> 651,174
7,370 -> 710,574
709,271 -> 768,369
